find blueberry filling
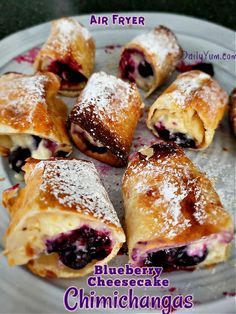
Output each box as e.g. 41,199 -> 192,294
46,226 -> 112,270
176,61 -> 214,76
48,61 -> 86,84
8,147 -> 31,173
138,60 -> 153,78
32,135 -> 41,148
155,123 -> 196,148
120,49 -> 153,81
56,150 -> 70,157
77,131 -> 108,154
144,245 -> 208,269
8,135 -> 64,173
119,50 -> 136,82
84,139 -> 108,154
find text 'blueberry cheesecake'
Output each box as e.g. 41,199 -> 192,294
122,142 -> 233,271
70,72 -> 142,166
3,158 -> 125,278
34,17 -> 95,97
0,72 -> 72,175
119,25 -> 183,96
147,70 -> 228,149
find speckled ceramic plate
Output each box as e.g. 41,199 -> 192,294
0,13 -> 235,314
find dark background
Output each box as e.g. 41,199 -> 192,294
0,0 -> 235,40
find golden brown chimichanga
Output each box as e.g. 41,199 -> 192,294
119,25 -> 183,96
122,142 -> 233,271
0,72 -> 72,174
3,158 -> 125,278
147,70 -> 228,149
70,71 -> 142,166
34,17 -> 95,97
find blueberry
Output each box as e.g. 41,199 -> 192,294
61,69 -> 85,83
192,63 -> 214,76
172,132 -> 196,148
176,61 -> 214,77
154,124 -> 196,148
144,245 -> 208,270
32,135 -> 41,148
59,248 -> 92,270
49,61 -> 86,83
46,226 -> 112,270
8,147 -> 31,173
56,151 -> 69,157
124,64 -> 135,80
84,138 -> 108,154
138,60 -> 153,77
155,123 -> 171,141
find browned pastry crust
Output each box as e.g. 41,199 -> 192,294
122,142 -> 233,268
147,70 -> 228,149
70,72 -> 142,166
34,17 -> 95,96
0,72 -> 72,156
3,157 -> 125,278
71,132 -> 125,167
229,88 -> 236,136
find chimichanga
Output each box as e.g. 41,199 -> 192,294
119,25 -> 183,96
0,72 -> 72,174
34,17 -> 95,97
122,142 -> 233,270
147,70 -> 228,149
3,158 -> 125,278
229,88 -> 236,136
70,72 -> 142,166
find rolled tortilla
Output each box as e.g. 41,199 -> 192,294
3,158 -> 125,278
34,17 -> 95,97
119,25 -> 183,96
70,72 -> 142,166
0,72 -> 72,174
147,70 -> 228,149
122,142 -> 233,270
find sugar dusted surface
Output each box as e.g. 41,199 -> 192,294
130,26 -> 181,68
72,72 -> 133,123
0,74 -> 50,127
39,159 -> 121,227
126,146 -> 230,239
46,18 -> 92,54
167,71 -> 228,112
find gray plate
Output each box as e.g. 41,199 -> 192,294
0,13 -> 235,314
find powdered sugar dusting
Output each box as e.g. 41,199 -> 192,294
0,73 -> 49,127
169,71 -> 209,107
80,25 -> 92,40
168,71 -> 227,112
131,26 -> 181,68
126,145 -> 228,239
39,159 -> 121,227
72,72 -> 133,123
46,18 -> 92,54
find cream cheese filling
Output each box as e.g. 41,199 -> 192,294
133,232 -> 233,267
151,108 -> 204,146
31,140 -> 52,159
5,210 -> 115,266
3,134 -> 56,159
128,52 -> 155,90
71,124 -> 104,148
